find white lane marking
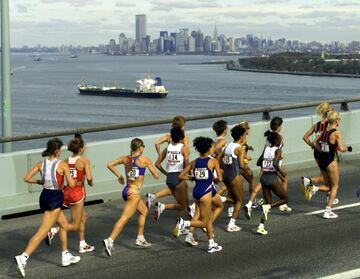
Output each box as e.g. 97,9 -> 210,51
305,202 -> 360,216
318,268 -> 360,279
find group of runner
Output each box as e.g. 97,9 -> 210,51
14,105 -> 351,277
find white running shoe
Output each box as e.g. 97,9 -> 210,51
135,238 -> 151,248
252,198 -> 264,209
301,176 -> 312,194
305,186 -> 317,201
146,193 -> 156,209
14,255 -> 26,278
173,218 -> 184,238
188,203 -> 196,219
179,228 -> 190,236
244,204 -> 252,220
208,243 -> 222,253
279,204 -> 292,212
226,224 -> 242,232
154,202 -> 165,221
185,234 -> 198,246
323,210 -> 338,219
62,252 -> 80,267
45,230 -> 55,246
227,206 -> 234,217
262,204 -> 271,221
103,238 -> 114,257
220,196 -> 227,203
79,244 -> 95,253
256,225 -> 268,235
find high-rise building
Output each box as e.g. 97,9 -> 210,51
176,29 -> 188,53
135,14 -> 147,43
187,36 -> 195,52
118,33 -> 127,55
192,30 -> 204,53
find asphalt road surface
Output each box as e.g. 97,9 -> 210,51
1,159 -> 360,279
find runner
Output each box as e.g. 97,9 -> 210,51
14,138 -> 79,278
219,125 -> 247,232
45,134 -> 95,253
154,127 -> 189,224
103,138 -> 159,257
256,131 -> 288,235
146,116 -> 189,210
305,111 -> 352,218
175,137 -> 223,253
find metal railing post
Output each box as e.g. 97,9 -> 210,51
262,111 -> 271,121
340,102 -> 349,112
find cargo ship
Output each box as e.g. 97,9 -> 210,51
77,76 -> 168,98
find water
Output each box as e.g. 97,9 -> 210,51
7,53 -> 360,150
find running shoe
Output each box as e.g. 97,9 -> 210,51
154,202 -> 165,221
62,252 -> 81,267
279,204 -> 292,212
261,204 -> 271,221
79,244 -> 95,253
146,193 -> 156,209
252,198 -> 264,209
226,224 -> 242,232
188,202 -> 196,219
208,243 -> 223,253
179,228 -> 190,236
14,255 -> 26,278
301,177 -> 312,195
45,230 -> 55,246
185,234 -> 198,246
135,238 -> 152,248
305,186 -> 317,201
256,225 -> 268,235
173,218 -> 184,238
244,204 -> 252,220
220,196 -> 227,203
227,206 -> 234,217
103,238 -> 114,257
323,210 -> 338,219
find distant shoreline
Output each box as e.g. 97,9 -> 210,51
226,64 -> 360,78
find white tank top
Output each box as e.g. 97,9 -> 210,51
262,146 -> 281,172
222,142 -> 241,166
40,159 -> 62,190
166,143 -> 184,173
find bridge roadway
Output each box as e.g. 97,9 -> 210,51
1,159 -> 360,279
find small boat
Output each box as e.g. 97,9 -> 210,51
77,76 -> 168,98
71,54 -> 78,58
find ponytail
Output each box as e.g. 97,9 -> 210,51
42,138 -> 63,157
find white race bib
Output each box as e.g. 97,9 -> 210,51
194,168 -> 209,180
320,142 -> 330,153
262,159 -> 274,169
69,168 -> 77,179
223,155 -> 233,165
128,168 -> 139,180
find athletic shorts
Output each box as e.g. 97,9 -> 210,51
260,172 -> 279,188
193,184 -> 212,200
63,186 -> 86,207
166,172 -> 181,190
317,153 -> 335,172
223,169 -> 238,186
122,185 -> 140,201
39,189 -> 64,211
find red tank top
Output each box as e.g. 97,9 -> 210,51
67,156 -> 85,187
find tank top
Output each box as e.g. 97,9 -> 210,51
67,156 -> 84,186
222,142 -> 241,175
315,121 -> 328,137
40,159 -> 64,191
126,155 -> 146,182
319,129 -> 337,156
194,157 -> 213,190
166,143 -> 184,173
262,146 -> 281,173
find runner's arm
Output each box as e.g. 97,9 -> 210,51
145,157 -> 159,179
303,124 -> 316,148
23,162 -> 43,184
155,149 -> 167,176
155,133 -> 170,156
84,158 -> 94,186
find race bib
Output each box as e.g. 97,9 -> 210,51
320,142 -> 330,153
262,159 -> 274,169
69,168 -> 77,179
223,155 -> 233,165
127,168 -> 140,180
167,152 -> 180,165
194,168 -> 209,180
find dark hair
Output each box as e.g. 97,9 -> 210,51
193,137 -> 213,154
264,130 -> 281,146
231,125 -> 246,141
172,115 -> 185,129
170,127 -> 185,143
130,138 -> 144,152
42,138 -> 63,157
270,116 -> 283,131
212,120 -> 228,136
68,136 -> 85,154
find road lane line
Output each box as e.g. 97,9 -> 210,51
305,202 -> 360,216
318,268 -> 360,279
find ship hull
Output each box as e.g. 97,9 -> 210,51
78,88 -> 168,98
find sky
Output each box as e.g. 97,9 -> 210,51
9,0 -> 360,47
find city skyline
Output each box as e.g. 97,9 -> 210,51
10,0 -> 360,47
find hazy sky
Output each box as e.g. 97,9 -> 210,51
9,0 -> 360,47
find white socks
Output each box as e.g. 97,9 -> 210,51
62,250 -> 69,256
220,196 -> 227,203
137,235 -> 145,241
184,220 -> 191,227
246,201 -> 253,207
209,239 -> 215,246
228,218 -> 236,226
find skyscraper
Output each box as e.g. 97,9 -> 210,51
136,14 -> 147,43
